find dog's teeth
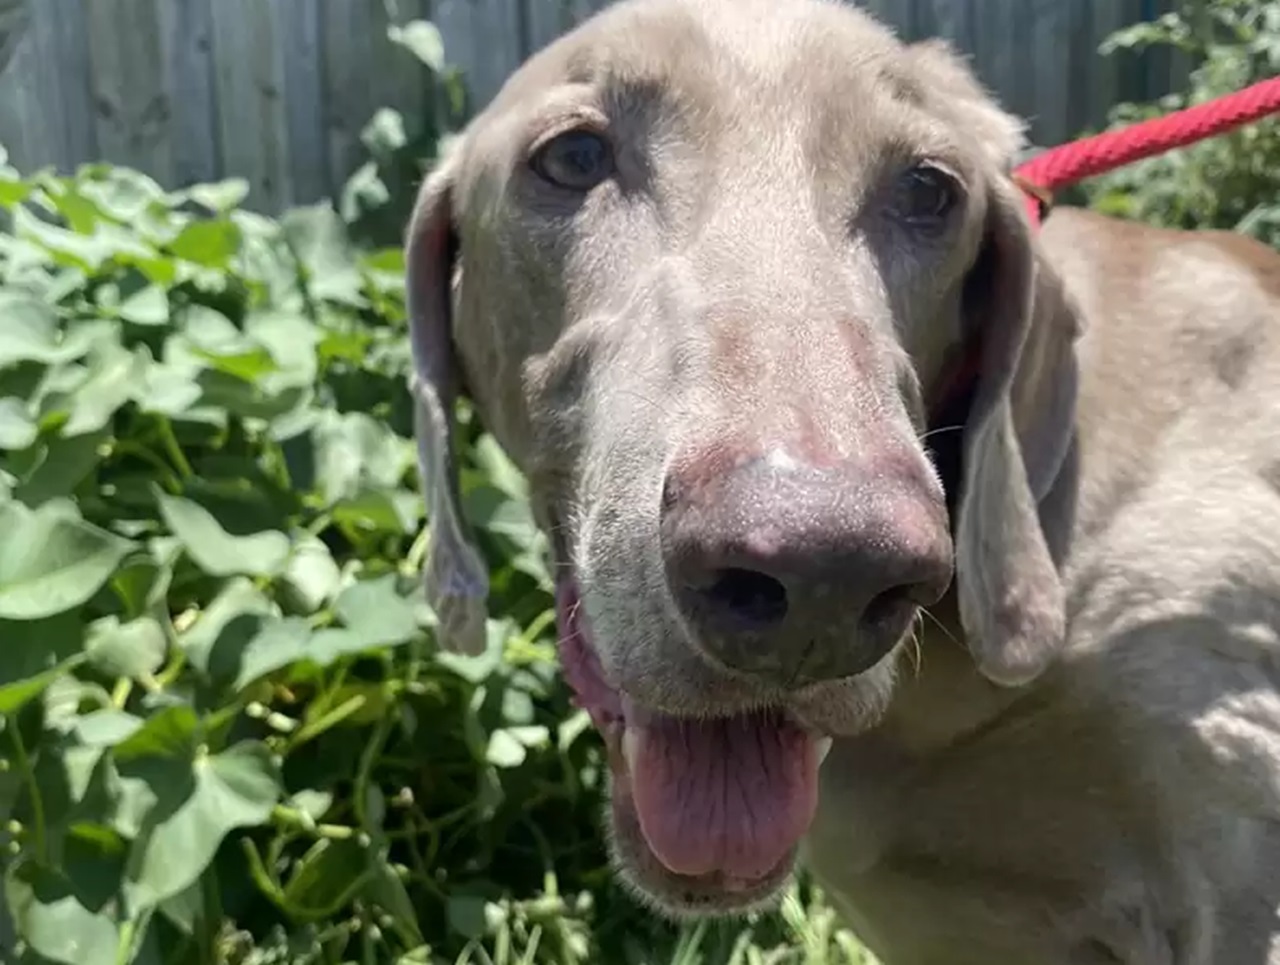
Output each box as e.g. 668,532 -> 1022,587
816,737 -> 834,765
622,726 -> 640,772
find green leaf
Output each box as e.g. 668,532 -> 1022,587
118,285 -> 170,327
0,500 -> 135,619
84,615 -> 167,679
332,574 -> 419,645
157,492 -> 291,578
5,860 -> 121,965
281,204 -> 363,305
113,704 -> 199,761
10,427 -> 110,506
0,292 -> 91,367
485,728 -> 528,768
388,20 -> 446,72
0,396 -> 37,449
366,854 -> 425,946
178,577 -> 275,679
124,741 -> 282,913
77,165 -> 166,223
0,611 -> 84,713
73,708 -> 146,747
279,533 -> 341,613
313,409 -> 414,507
167,217 -> 241,267
58,341 -> 148,437
447,893 -> 489,940
303,574 -> 422,665
181,178 -> 251,213
279,837 -> 372,921
230,615 -> 312,692
360,108 -> 408,156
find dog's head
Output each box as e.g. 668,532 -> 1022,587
406,0 -> 1080,918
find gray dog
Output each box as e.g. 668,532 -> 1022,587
404,0 -> 1280,961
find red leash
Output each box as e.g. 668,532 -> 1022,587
1012,75 -> 1280,227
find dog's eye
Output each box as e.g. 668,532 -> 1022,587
530,129 -> 614,191
890,164 -> 959,225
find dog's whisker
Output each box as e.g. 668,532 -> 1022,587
919,423 -> 965,443
919,605 -> 962,649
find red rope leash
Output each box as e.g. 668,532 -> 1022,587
1012,75 -> 1280,226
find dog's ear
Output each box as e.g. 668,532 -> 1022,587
405,139 -> 489,655
952,172 -> 1080,687
908,40 -> 1081,686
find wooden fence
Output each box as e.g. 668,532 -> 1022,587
0,0 -> 1188,214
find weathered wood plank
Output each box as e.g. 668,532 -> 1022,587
321,0 -> 375,202
30,0 -> 96,172
0,17 -> 36,174
1087,0 -> 1143,131
157,0 -> 219,188
1030,0 -> 1073,147
156,0 -> 218,189
930,0 -> 971,49
210,0 -> 291,212
527,0 -> 577,54
465,0 -> 524,110
85,0 -> 173,184
280,0 -> 328,206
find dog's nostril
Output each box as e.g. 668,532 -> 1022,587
861,585 -> 920,630
704,567 -> 789,627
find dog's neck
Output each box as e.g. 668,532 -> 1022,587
898,245 -> 1079,757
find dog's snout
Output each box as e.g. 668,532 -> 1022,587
660,447 -> 954,685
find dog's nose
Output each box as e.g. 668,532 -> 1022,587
660,448 -> 954,685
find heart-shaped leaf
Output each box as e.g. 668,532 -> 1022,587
84,615 -> 167,679
5,860 -> 121,965
157,492 -> 290,578
123,741 -> 282,913
0,500 -> 135,620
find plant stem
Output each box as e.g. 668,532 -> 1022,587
6,719 -> 45,862
157,418 -> 194,479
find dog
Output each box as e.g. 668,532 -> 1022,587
403,0 -> 1280,961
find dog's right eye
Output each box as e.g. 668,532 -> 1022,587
529,129 -> 614,191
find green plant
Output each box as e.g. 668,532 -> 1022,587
1082,0 -> 1280,248
339,20 -> 469,252
0,126 -> 868,965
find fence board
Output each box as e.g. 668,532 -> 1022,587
1030,0 -> 1074,147
0,30 -> 36,171
85,0 -> 172,183
0,0 -> 1192,213
280,0 -> 327,207
30,0 -> 96,170
211,0 -> 290,212
158,0 -> 219,188
448,0 -> 523,112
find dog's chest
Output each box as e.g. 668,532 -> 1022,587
799,691 -> 1207,965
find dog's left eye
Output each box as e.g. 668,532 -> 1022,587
890,164 -> 959,225
530,129 -> 614,191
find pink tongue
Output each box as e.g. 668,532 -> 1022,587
627,710 -> 819,880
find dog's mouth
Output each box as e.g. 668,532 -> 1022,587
554,573 -> 832,902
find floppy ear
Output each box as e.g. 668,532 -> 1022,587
908,40 -> 1081,686
952,173 -> 1080,687
405,141 -> 490,655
